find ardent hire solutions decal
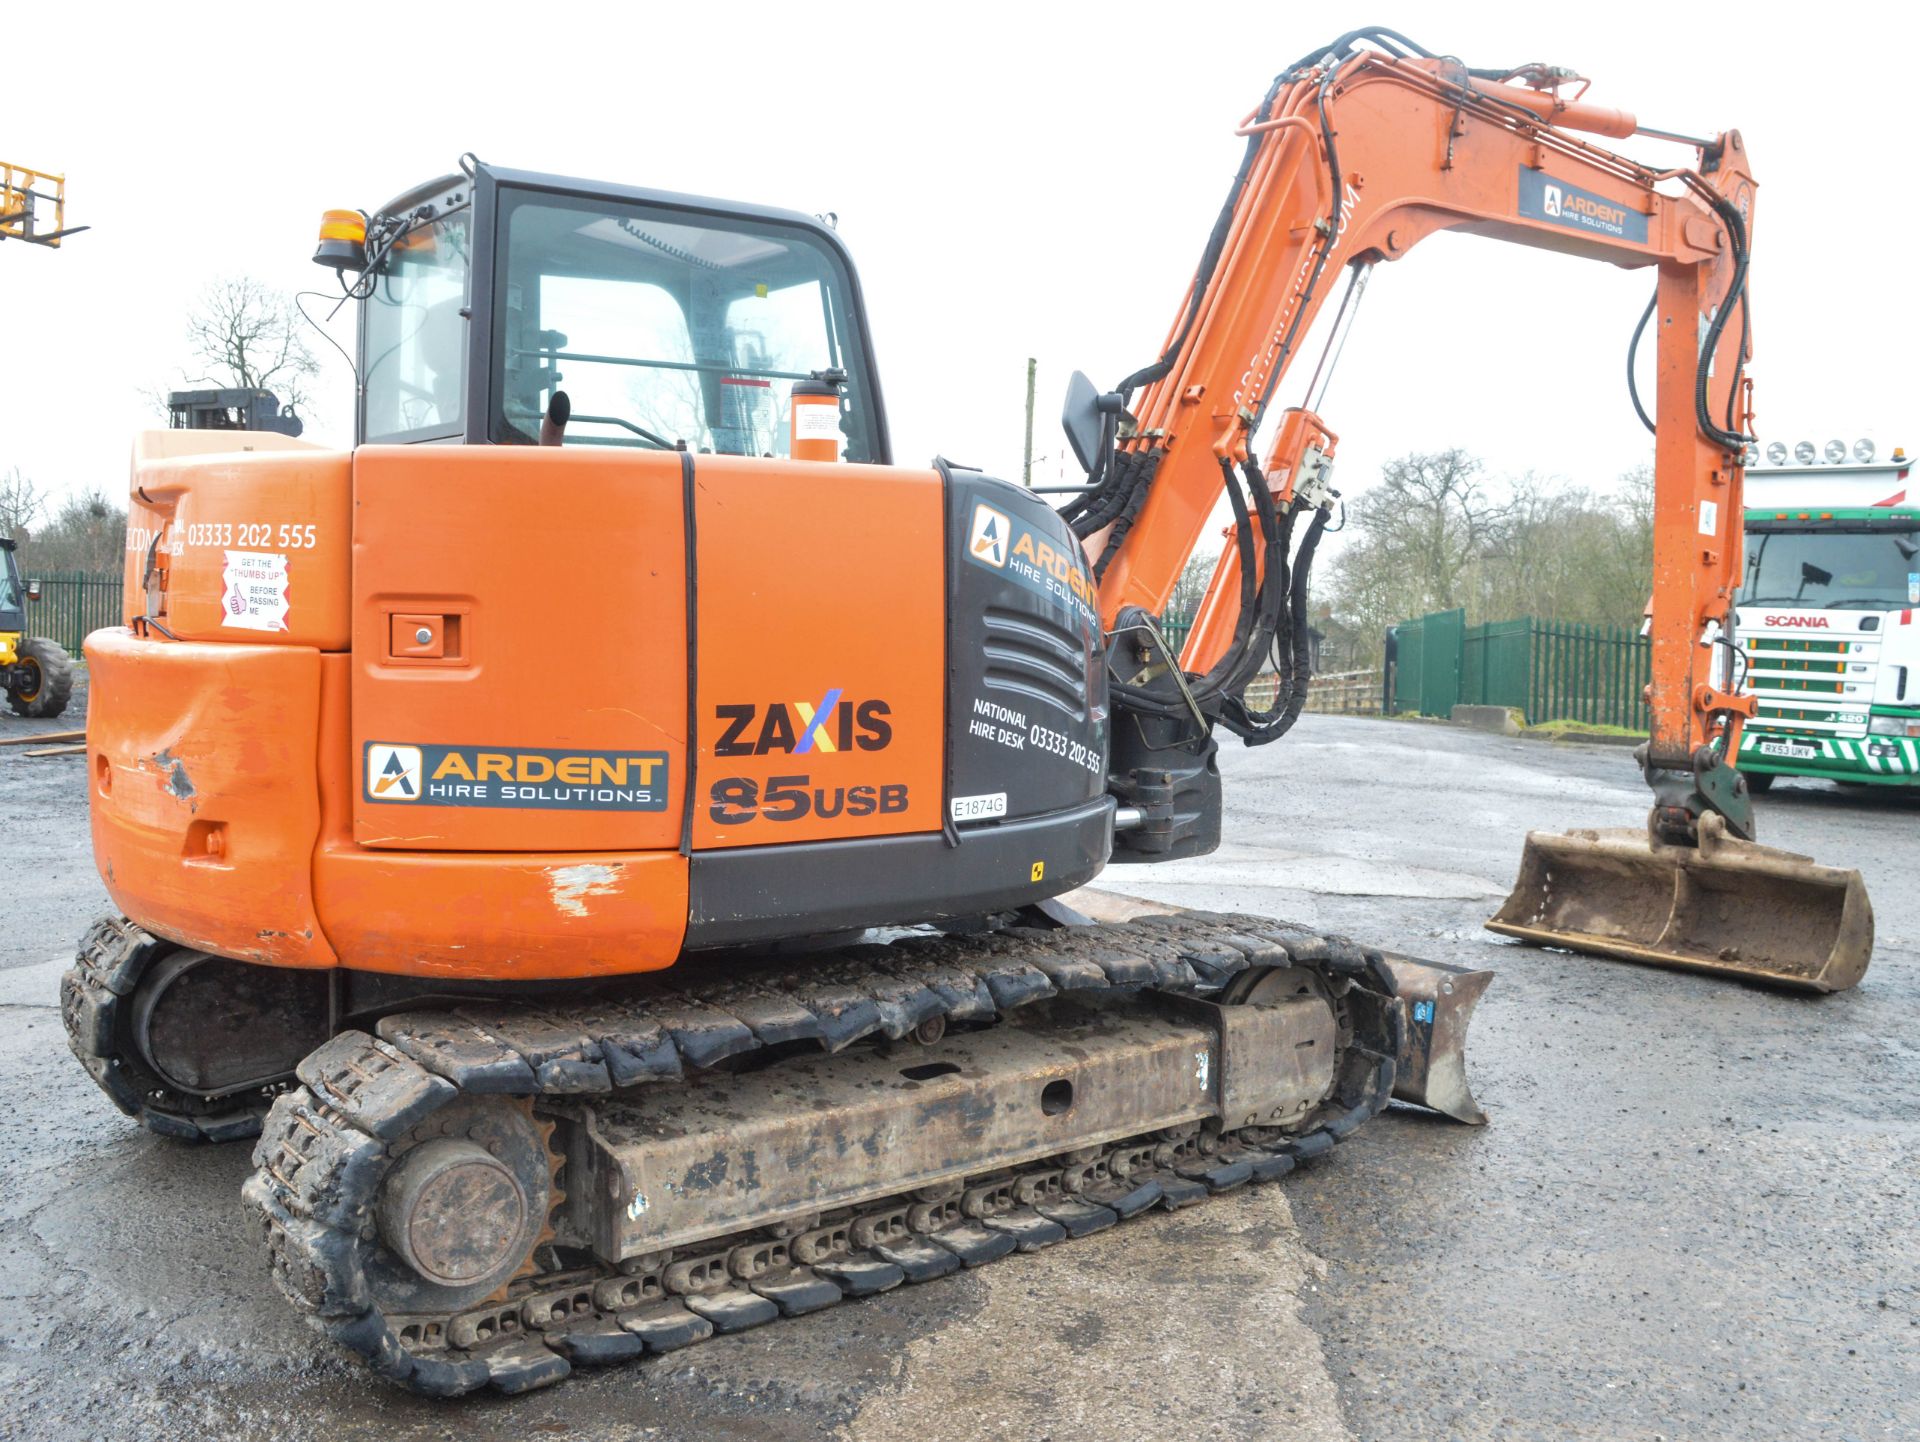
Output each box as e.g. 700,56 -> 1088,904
1517,166 -> 1649,244
965,500 -> 1099,629
364,743 -> 669,811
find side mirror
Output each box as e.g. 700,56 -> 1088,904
25,580 -> 40,602
1061,370 -> 1105,474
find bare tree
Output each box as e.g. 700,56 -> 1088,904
1322,451 -> 1656,669
0,466 -> 47,540
1599,462 -> 1656,614
183,277 -> 321,418
22,488 -> 126,574
1368,449 -> 1515,609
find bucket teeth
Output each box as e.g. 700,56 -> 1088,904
1487,816 -> 1874,993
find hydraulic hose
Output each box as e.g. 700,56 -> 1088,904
1626,181 -> 1753,449
1687,184 -> 1752,451
1628,290 -> 1656,434
1222,502 -> 1330,745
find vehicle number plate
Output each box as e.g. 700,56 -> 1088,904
1757,740 -> 1818,760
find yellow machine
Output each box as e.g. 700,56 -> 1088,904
0,540 -> 71,717
0,161 -> 85,247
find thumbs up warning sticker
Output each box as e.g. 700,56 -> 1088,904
219,550 -> 291,631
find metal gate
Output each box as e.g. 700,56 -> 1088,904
1416,607 -> 1464,717
1387,610 -> 1650,726
23,572 -> 123,654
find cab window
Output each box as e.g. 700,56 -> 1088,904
363,209 -> 471,443
492,193 -> 874,460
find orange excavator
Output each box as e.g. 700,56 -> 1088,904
62,27 -> 1868,1396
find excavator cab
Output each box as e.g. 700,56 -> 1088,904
332,165 -> 888,463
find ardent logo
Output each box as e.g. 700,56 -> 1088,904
363,742 -> 669,812
367,743 -> 423,801
1543,184 -> 1563,218
970,502 -> 1009,568
1765,615 -> 1832,629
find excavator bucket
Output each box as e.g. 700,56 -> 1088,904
1487,814 -> 1873,993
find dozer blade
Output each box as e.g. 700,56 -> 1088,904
1486,813 -> 1873,993
1377,954 -> 1492,1125
1065,887 -> 1491,1124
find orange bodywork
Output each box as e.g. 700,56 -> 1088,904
124,431 -> 351,649
93,440 -> 948,980
89,628 -> 336,968
348,447 -> 689,855
1092,51 -> 1754,775
690,455 -> 945,849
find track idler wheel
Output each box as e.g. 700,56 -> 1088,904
363,1097 -> 558,1320
61,916 -> 327,1141
379,1139 -> 539,1293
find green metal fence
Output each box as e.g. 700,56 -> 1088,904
22,571 -> 123,656
1392,614 -> 1427,715
1526,619 -> 1651,730
1462,617 -> 1531,712
1389,611 -> 1650,729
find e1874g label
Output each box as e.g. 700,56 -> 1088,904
951,792 -> 1008,822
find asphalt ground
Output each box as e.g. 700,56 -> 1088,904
1,690 -> 1913,1440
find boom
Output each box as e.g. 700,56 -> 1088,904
1070,28 -> 1755,846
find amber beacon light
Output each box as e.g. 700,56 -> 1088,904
313,209 -> 368,271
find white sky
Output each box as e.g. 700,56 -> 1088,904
5,2 -> 1916,530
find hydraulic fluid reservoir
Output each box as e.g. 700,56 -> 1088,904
790,369 -> 846,462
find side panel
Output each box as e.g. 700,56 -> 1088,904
945,472 -> 1107,825
685,468 -> 1112,948
86,627 -> 335,968
315,655 -> 690,979
690,456 -> 945,848
350,447 -> 688,854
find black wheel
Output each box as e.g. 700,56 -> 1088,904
1744,771 -> 1775,794
9,636 -> 74,718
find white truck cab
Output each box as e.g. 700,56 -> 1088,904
1737,438 -> 1920,788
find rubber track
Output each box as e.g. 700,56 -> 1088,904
236,910 -> 1399,1396
60,916 -> 278,1142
